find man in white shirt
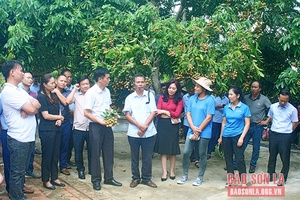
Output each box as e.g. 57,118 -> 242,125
260,89 -> 298,186
123,74 -> 157,188
84,68 -> 122,190
1,60 -> 40,200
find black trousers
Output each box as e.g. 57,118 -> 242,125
267,131 -> 291,182
67,124 -> 74,163
223,134 -> 246,177
89,123 -> 114,183
73,129 -> 91,172
39,130 -> 61,182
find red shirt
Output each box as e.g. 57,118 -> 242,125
157,95 -> 183,118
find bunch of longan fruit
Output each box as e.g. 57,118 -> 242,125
102,109 -> 120,127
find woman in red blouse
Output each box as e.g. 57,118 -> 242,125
154,80 -> 183,181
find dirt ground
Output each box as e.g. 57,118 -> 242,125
0,128 -> 299,200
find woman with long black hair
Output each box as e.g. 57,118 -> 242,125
154,80 -> 183,181
218,86 -> 251,187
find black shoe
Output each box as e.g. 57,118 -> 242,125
51,180 -> 65,187
249,166 -> 255,173
104,178 -> 122,187
161,172 -> 168,181
43,182 -> 56,190
161,177 -> 167,181
93,182 -> 101,190
78,171 -> 85,179
170,175 -> 176,180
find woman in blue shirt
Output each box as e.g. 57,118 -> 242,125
218,86 -> 250,187
177,77 -> 215,186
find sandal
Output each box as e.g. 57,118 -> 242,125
194,160 -> 199,168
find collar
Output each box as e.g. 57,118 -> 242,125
229,101 -> 242,109
249,93 -> 261,100
277,102 -> 287,109
61,88 -> 68,93
78,91 -> 85,96
94,84 -> 106,94
5,83 -> 18,88
134,90 -> 147,98
65,84 -> 74,91
19,84 -> 30,93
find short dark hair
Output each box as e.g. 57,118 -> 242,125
61,69 -> 71,75
252,81 -> 261,88
1,60 -> 22,81
161,83 -> 167,88
279,88 -> 290,97
94,68 -> 109,82
133,74 -> 145,82
57,74 -> 66,79
77,75 -> 90,84
24,71 -> 32,75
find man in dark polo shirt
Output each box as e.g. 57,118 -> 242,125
243,81 -> 271,173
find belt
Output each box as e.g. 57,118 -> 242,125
74,128 -> 89,132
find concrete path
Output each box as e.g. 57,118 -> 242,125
0,131 -> 299,200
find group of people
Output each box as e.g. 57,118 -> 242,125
128,75 -> 297,188
123,74 -> 298,189
0,59 -> 298,200
177,79 -> 297,187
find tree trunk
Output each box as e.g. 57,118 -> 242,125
182,8 -> 187,22
176,0 -> 187,21
150,0 -> 158,7
151,58 -> 160,94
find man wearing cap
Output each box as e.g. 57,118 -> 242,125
177,77 -> 215,186
243,81 -> 271,173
